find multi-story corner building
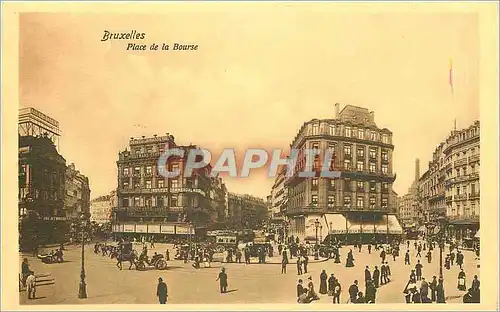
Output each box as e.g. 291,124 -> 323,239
64,163 -> 91,220
18,134 -> 67,248
227,193 -> 268,230
90,190 -> 117,224
443,121 -> 480,240
418,121 -> 480,242
112,134 -> 221,240
19,107 -> 61,151
284,104 -> 403,244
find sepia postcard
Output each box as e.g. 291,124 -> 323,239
1,1 -> 499,311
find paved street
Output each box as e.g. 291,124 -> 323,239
19,241 -> 480,305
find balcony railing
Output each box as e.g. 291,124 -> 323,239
468,154 -> 480,164
469,172 -> 479,179
469,192 -> 480,200
445,195 -> 453,202
454,194 -> 468,201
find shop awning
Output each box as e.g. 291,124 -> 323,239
388,215 -> 404,235
474,230 -> 480,238
324,213 -> 347,234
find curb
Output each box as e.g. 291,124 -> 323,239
211,258 -> 331,265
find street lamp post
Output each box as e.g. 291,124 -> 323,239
78,213 -> 87,299
319,225 -> 323,243
314,219 -> 320,260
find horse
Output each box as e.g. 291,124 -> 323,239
116,250 -> 138,270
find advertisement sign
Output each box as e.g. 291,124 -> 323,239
160,225 -> 175,234
135,224 -> 147,233
123,224 -> 135,232
148,225 -> 160,233
176,226 -> 189,234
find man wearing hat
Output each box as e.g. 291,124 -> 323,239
156,277 -> 168,304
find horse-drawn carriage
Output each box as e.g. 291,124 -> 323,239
116,242 -> 167,271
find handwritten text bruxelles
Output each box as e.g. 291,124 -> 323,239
100,30 -> 199,52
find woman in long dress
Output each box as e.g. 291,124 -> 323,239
346,249 -> 355,267
319,270 -> 328,294
328,274 -> 336,296
457,269 -> 467,291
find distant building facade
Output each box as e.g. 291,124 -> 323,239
90,190 -> 117,224
64,163 -> 91,220
227,193 -> 268,230
399,159 -> 422,228
284,104 -> 403,244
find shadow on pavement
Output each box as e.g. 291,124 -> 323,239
225,289 -> 238,293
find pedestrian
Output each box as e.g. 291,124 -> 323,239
307,276 -> 319,301
415,260 -> 423,281
404,250 -> 410,265
281,256 -> 288,274
296,255 -> 302,275
156,277 -> 168,304
355,291 -> 365,303
298,288 -> 311,304
302,254 -> 309,273
346,249 -> 355,267
26,271 -> 36,300
450,251 -> 455,266
297,279 -> 304,298
472,275 -> 480,291
457,269 -> 467,291
365,279 -> 376,303
430,275 -> 438,302
319,270 -> 328,294
348,280 -> 359,303
412,288 -> 422,303
332,279 -> 341,304
456,250 -> 464,269
216,268 -> 228,293
420,277 -> 429,302
364,266 -> 371,285
373,266 -> 380,287
385,262 -> 391,278
368,244 -> 372,254
407,240 -> 410,249
426,250 -> 432,263
165,249 -> 170,261
392,248 -> 397,261
358,243 -> 362,252
417,244 -> 422,258
328,274 -> 335,296
380,249 -> 386,263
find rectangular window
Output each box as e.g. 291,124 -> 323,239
134,197 -> 141,207
344,180 -> 351,191
369,163 -> 376,173
134,167 -> 141,174
158,180 -> 164,188
123,181 -> 129,188
312,124 -> 319,135
370,181 -> 376,192
329,180 -> 336,190
456,169 -> 460,177
146,180 -> 152,189
369,197 -> 376,209
382,164 -> 388,174
462,185 -> 467,194
357,196 -> 364,208
382,134 -> 389,144
382,151 -> 388,161
358,129 -> 364,140
192,196 -> 199,207
456,186 -> 460,195
463,167 -> 467,175
343,195 -> 351,208
370,131 -> 377,140
171,179 -> 179,189
171,195 -> 178,207
369,148 -> 376,159
312,178 -> 319,190
356,161 -> 364,172
382,182 -> 388,191
471,203 -> 476,216
345,127 -> 351,137
344,145 -> 351,156
328,195 -> 335,208
344,159 -> 351,170
381,198 -> 388,208
146,166 -> 152,174
357,148 -> 364,158
329,125 -> 336,136
123,168 -> 130,176
134,180 -> 140,188
311,142 -> 320,150
157,196 -> 164,207
311,195 -> 318,207
357,181 -> 364,191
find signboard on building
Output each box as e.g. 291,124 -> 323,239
176,226 -> 188,234
160,225 -> 175,234
123,224 -> 135,232
148,225 -> 160,233
135,224 -> 147,233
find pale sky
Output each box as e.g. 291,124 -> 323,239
19,9 -> 479,200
